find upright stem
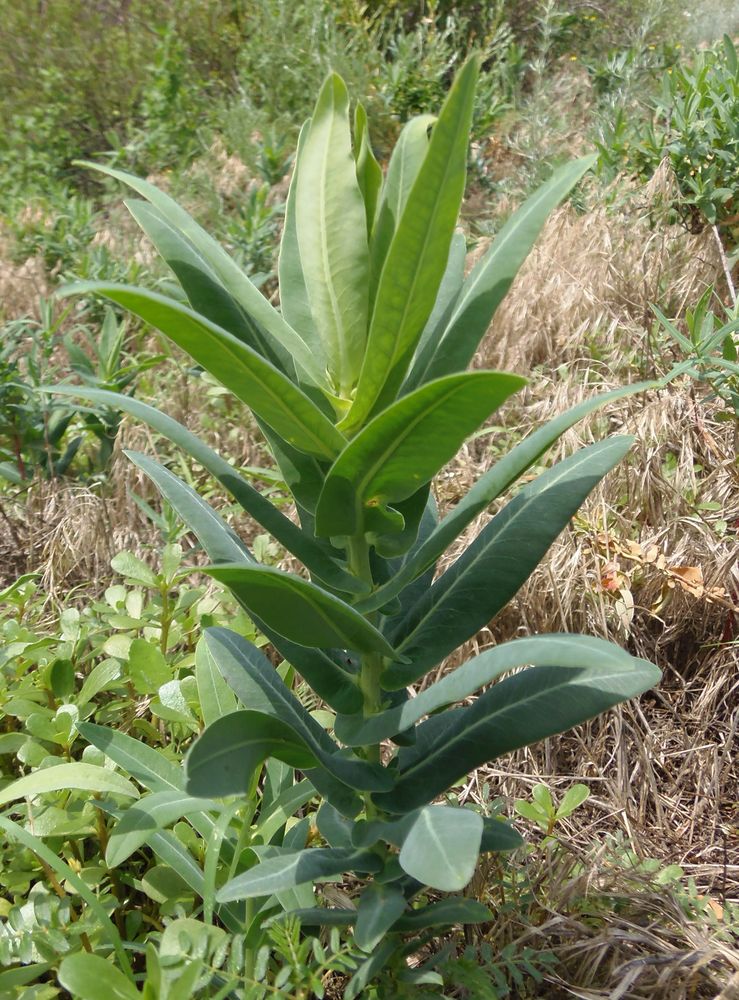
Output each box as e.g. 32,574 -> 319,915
347,535 -> 382,765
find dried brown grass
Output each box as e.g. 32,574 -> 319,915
477,161 -> 723,374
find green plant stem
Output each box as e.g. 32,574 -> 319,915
347,534 -> 383,784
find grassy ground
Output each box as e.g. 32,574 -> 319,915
0,1 -> 738,996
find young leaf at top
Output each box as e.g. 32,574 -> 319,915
354,101 -> 383,238
278,122 -> 323,368
315,371 -> 525,537
342,57 -> 479,432
368,113 -> 436,307
296,73 -> 369,397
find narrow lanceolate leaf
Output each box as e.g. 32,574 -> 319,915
0,763 -> 138,807
76,723 -> 183,793
417,155 -> 598,385
368,114 -> 436,307
205,565 -> 400,660
315,372 -> 524,537
120,458 -> 363,714
336,634 -> 637,745
405,230 -> 467,391
185,711 -> 318,798
58,284 -> 345,460
354,102 -> 383,238
342,57 -> 479,433
49,387 -> 361,594
196,634 -> 238,726
384,436 -> 634,687
126,452 -> 253,565
75,160 -> 324,385
398,806 -> 483,892
125,199 -> 288,371
278,122 -> 322,366
201,628 -> 391,793
395,897 -> 493,931
357,382 -> 656,613
296,74 -> 369,396
217,848 -> 382,902
375,657 -> 661,813
355,884 -> 407,952
105,791 -> 219,868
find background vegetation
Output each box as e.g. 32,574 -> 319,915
0,0 -> 737,997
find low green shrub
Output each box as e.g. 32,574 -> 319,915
597,35 -> 739,236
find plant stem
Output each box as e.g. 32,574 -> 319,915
347,535 -> 383,774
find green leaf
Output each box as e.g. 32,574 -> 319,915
394,897 -> 492,930
354,101 -> 383,237
557,783 -> 590,817
103,430 -> 360,593
105,790 -> 219,868
416,155 -> 598,384
357,383 -> 655,614
58,951 -> 140,1000
120,463 -> 363,714
75,161 -> 325,385
369,114 -> 436,306
201,628 -> 391,794
342,57 -> 479,432
204,564 -> 400,660
186,710 -> 318,797
354,883 -> 407,952
0,763 -> 138,807
217,847 -> 382,902
398,805 -> 483,892
315,371 -> 524,536
278,122 -> 322,367
110,550 -> 157,587
384,437 -> 634,687
128,638 -> 171,695
77,722 -> 184,793
375,657 -> 661,813
126,451 -> 253,564
58,283 -> 345,460
406,230 -> 467,389
196,634 -> 238,726
336,634 -> 633,745
125,199 -> 288,371
480,816 -> 524,852
296,73 -> 369,396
